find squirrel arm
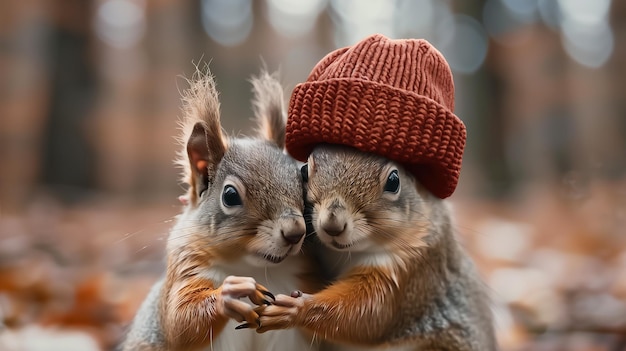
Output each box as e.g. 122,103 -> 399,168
161,276 -> 229,350
161,254 -> 273,350
257,265 -> 399,346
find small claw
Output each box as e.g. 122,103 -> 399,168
261,290 -> 276,301
263,299 -> 272,306
235,323 -> 251,330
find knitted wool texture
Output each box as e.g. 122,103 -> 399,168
286,34 -> 466,199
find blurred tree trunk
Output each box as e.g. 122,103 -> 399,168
0,1 -> 55,210
454,0 -> 514,198
42,0 -> 97,201
609,1 -> 626,178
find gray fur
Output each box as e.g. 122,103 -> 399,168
122,279 -> 166,351
388,202 -> 496,350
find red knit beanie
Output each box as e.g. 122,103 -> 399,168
286,34 -> 466,199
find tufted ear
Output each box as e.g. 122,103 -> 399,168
186,121 -> 227,200
250,70 -> 286,148
177,67 -> 227,206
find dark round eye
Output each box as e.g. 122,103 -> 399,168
222,185 -> 243,207
384,170 -> 400,193
301,164 -> 309,182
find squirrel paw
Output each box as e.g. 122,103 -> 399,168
255,292 -> 309,333
221,276 -> 275,329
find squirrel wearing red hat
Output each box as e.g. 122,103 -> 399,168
253,34 -> 497,350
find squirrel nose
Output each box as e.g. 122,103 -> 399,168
321,213 -> 346,237
280,216 -> 306,245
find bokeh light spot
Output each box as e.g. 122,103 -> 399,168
95,0 -> 146,49
439,15 -> 489,74
267,0 -> 326,38
201,0 -> 252,47
561,19 -> 614,68
330,0 -> 395,47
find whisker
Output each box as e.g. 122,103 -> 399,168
135,245 -> 149,253
113,215 -> 178,244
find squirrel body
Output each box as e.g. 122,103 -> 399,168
121,70 -> 317,351
257,144 -> 497,351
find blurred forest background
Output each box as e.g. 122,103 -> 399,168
1,0 -> 625,350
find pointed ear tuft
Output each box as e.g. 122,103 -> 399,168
250,70 -> 286,148
176,65 -> 227,205
185,121 -> 227,202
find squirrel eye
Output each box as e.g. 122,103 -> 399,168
222,185 -> 243,207
301,164 -> 308,182
384,170 -> 400,193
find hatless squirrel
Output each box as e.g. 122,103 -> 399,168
121,69 -> 318,351
254,144 -> 497,350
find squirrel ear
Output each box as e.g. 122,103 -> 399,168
250,70 -> 286,148
186,121 -> 227,199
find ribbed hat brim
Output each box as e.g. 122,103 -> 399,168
286,77 -> 466,199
